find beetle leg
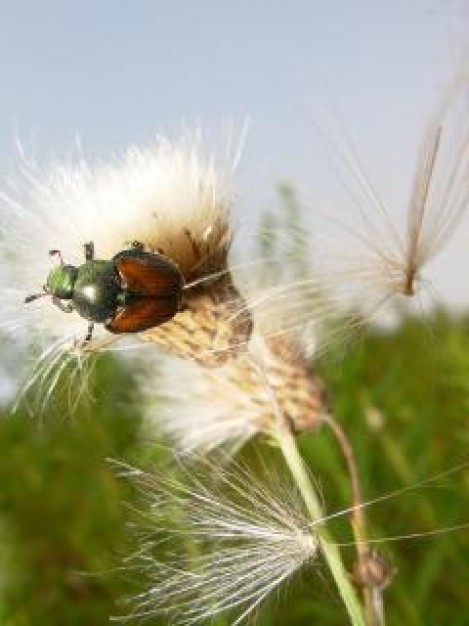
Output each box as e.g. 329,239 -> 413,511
72,323 -> 94,350
49,249 -> 64,265
84,322 -> 94,343
52,296 -> 74,313
84,241 -> 95,261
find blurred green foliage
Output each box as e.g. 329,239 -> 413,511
304,311 -> 469,626
0,186 -> 468,625
0,354 -> 145,626
1,316 -> 468,625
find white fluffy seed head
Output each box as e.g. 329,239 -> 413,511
141,352 -> 266,456
316,69 -> 469,320
118,460 -> 319,625
0,130 -> 239,353
241,68 -> 469,359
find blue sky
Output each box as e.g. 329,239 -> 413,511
0,0 -> 467,304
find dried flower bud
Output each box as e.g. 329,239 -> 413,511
144,332 -> 328,455
353,550 -> 396,591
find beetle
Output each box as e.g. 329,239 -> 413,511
25,241 -> 184,342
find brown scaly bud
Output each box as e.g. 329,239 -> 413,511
143,272 -> 253,367
144,332 -> 328,455
353,550 -> 396,591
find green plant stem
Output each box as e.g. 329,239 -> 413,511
251,350 -> 366,626
275,423 -> 366,626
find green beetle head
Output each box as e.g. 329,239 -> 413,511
45,264 -> 78,299
25,261 -> 79,304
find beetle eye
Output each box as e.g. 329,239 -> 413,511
126,240 -> 145,251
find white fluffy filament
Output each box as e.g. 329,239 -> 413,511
118,461 -> 319,624
0,129 -> 238,348
319,70 -> 469,315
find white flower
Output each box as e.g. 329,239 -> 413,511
118,460 -> 319,625
0,130 -> 241,399
1,130 -> 237,342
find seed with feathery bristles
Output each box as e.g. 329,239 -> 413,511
321,69 -> 469,316
241,70 -> 469,355
115,460 -> 320,625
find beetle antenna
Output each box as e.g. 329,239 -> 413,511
25,284 -> 50,303
25,291 -> 49,303
49,249 -> 64,265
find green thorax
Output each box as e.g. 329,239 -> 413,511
73,260 -> 121,322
